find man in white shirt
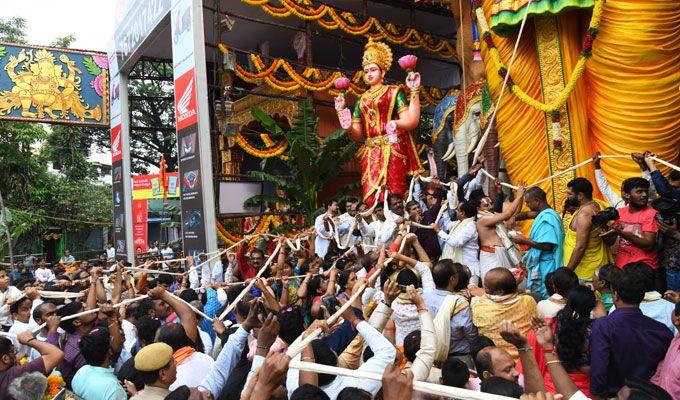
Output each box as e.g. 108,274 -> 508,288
358,202 -> 386,247
336,198 -> 359,247
105,243 -> 116,261
34,260 -> 55,285
314,200 -> 340,259
198,253 -> 213,288
147,242 -> 160,256
378,193 -> 407,247
286,306 -> 397,399
8,290 -> 42,356
160,243 -> 174,260
433,201 -> 481,281
0,269 -> 22,329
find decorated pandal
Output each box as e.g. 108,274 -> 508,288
216,0 -> 679,244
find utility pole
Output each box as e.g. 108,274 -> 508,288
0,191 -> 15,274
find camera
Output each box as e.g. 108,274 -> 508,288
321,295 -> 340,314
651,197 -> 679,225
591,207 -> 620,229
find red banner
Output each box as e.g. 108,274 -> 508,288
174,68 -> 197,130
111,124 -> 122,163
132,199 -> 148,253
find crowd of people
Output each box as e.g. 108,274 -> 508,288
0,151 -> 679,400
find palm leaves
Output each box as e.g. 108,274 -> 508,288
247,100 -> 358,223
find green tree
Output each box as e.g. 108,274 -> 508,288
51,34 -> 76,48
0,20 -> 112,257
246,100 -> 359,223
90,60 -> 177,173
0,17 -> 27,42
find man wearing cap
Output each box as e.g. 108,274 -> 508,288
131,342 -> 177,399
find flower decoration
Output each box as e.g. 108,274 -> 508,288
91,74 -> 105,97
397,55 -> 418,73
474,0 -> 604,113
552,111 -> 563,153
92,55 -> 109,70
43,374 -> 65,400
498,67 -> 515,88
581,28 -> 598,57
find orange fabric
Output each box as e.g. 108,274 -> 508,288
173,346 -> 196,366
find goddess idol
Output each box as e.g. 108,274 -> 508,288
335,40 -> 424,206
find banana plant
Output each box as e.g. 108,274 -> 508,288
245,100 -> 358,224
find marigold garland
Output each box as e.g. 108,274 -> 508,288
216,216 -> 274,245
235,131 -> 288,159
236,54 -> 443,106
241,0 -> 456,59
473,0 -> 604,113
43,374 -> 65,400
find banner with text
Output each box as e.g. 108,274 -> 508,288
109,49 -> 128,258
132,199 -> 148,253
171,0 -> 207,256
132,172 -> 180,200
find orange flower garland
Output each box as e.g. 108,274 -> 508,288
235,131 -> 288,159
241,0 -> 456,59
43,374 -> 65,400
235,54 -> 444,106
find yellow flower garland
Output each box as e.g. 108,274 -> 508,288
241,0 -> 455,59
235,131 -> 288,159
235,53 -> 443,106
474,0 -> 604,113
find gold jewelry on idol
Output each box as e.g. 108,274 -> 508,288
362,39 -> 393,72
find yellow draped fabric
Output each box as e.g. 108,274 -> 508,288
480,0 -> 680,206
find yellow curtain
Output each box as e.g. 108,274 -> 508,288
480,0 -> 680,203
585,0 -> 680,192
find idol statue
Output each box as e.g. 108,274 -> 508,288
334,40 -> 424,206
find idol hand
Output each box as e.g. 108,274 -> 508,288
406,72 -> 421,91
334,94 -> 346,111
339,108 -> 352,130
386,120 -> 397,135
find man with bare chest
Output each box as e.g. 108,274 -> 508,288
563,177 -> 613,282
476,185 -> 525,281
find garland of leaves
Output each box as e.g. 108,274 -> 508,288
241,0 -> 456,59
472,0 -> 604,113
235,54 -> 444,106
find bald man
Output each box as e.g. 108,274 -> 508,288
471,268 -> 538,360
476,346 -> 520,383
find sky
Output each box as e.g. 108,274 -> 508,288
1,0 -> 117,172
1,0 -> 116,51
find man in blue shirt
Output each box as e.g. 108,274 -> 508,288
511,187 -> 564,299
590,262 -> 674,398
72,328 -> 127,400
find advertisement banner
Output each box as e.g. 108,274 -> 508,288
0,43 -> 110,126
132,172 -> 180,200
109,48 -> 130,260
114,0 -> 172,71
171,0 -> 215,256
132,199 -> 148,253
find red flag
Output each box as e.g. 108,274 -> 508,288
159,154 -> 168,202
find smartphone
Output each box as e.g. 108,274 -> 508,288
321,295 -> 340,313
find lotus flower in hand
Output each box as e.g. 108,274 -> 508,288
334,77 -> 351,96
398,55 -> 418,72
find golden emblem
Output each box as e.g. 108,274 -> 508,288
0,49 -> 102,121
